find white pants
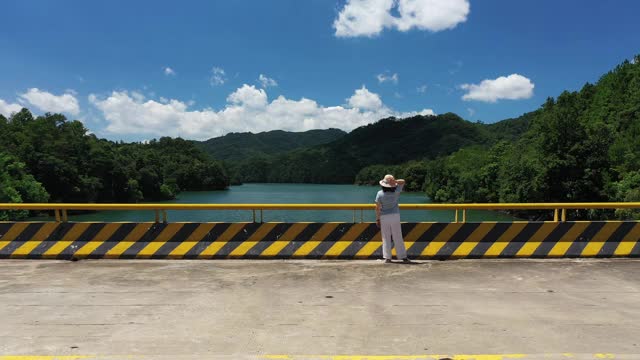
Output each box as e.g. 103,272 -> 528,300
380,213 -> 407,260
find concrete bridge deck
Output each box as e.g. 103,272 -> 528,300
1,259 -> 639,359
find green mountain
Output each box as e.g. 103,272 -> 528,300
0,110 -> 230,217
229,112 -> 529,184
485,110 -> 537,142
422,56 -> 640,219
195,128 -> 346,162
323,112 -> 491,165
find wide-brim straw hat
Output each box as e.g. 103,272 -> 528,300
379,176 -> 396,188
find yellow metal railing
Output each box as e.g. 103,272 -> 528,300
1,202 -> 639,223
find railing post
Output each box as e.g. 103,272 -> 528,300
462,209 -> 467,223
54,209 -> 61,223
62,209 -> 68,222
162,210 -> 168,223
252,209 -> 256,223
353,209 -> 356,224
154,210 -> 160,223
553,209 -> 559,222
260,209 -> 263,223
454,209 -> 458,223
561,208 -> 567,222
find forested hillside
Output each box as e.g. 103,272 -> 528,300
355,57 -> 640,218
0,109 -> 229,219
196,128 -> 346,162
422,56 -> 639,206
227,112 -> 524,184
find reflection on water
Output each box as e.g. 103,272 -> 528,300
50,183 -> 517,223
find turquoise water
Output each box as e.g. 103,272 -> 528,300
57,183 -> 516,223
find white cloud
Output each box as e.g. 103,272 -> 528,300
89,85 -> 435,140
377,72 -> 399,84
18,88 -> 80,115
461,74 -> 535,103
0,99 -> 23,117
210,67 -> 226,86
226,85 -> 268,109
130,91 -> 145,103
258,74 -> 278,88
467,108 -> 475,117
334,0 -> 394,38
398,108 -> 436,118
416,84 -> 428,93
164,67 -> 176,76
334,0 -> 469,37
394,0 -> 470,32
347,86 -> 384,110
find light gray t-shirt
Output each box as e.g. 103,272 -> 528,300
375,184 -> 403,216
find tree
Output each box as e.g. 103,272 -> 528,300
0,110 -> 231,205
0,152 -> 49,220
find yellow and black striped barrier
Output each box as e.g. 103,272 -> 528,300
0,221 -> 638,260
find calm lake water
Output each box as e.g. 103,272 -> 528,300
60,183 -> 516,223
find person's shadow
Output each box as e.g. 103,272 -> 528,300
386,259 -> 422,265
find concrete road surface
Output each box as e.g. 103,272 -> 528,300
0,259 -> 639,360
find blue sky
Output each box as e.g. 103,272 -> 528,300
1,0 -> 638,141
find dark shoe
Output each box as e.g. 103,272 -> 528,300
402,258 -> 411,263
384,259 -> 393,264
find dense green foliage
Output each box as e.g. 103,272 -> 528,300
355,161 -> 429,192
485,111 -> 537,142
0,110 -> 230,210
0,152 -> 49,220
352,57 -> 640,218
350,112 -> 532,186
417,56 -> 640,219
227,113 -> 511,184
196,129 -> 346,162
